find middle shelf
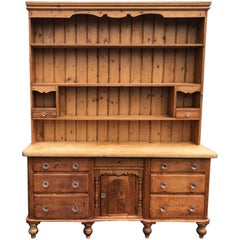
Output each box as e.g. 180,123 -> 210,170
32,84 -> 201,121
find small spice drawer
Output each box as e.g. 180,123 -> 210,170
33,173 -> 89,193
175,108 -> 200,119
150,195 -> 205,219
33,194 -> 89,219
151,159 -> 209,173
32,108 -> 57,119
151,174 -> 205,193
31,157 -> 90,172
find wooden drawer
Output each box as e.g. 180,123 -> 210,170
32,108 -> 57,119
33,173 -> 88,193
150,195 -> 205,219
151,159 -> 209,173
31,158 -> 90,172
175,108 -> 200,119
151,174 -> 205,193
95,158 -> 143,168
32,194 -> 89,219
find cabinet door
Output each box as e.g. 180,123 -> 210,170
100,175 -> 138,216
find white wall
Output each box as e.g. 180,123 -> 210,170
0,0 -> 238,239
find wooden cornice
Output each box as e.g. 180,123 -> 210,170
26,1 -> 211,18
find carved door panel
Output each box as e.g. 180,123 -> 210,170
100,175 -> 138,216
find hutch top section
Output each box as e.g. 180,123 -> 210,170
25,1 -> 212,146
26,2 -> 211,18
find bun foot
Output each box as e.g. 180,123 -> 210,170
27,221 -> 40,238
83,222 -> 94,238
196,220 -> 210,238
141,221 -> 155,238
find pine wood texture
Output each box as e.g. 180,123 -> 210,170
23,142 -> 217,158
24,2 -> 216,239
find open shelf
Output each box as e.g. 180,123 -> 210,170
30,43 -> 204,48
29,9 -> 206,144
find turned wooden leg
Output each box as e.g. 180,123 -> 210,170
82,222 -> 94,238
141,221 -> 155,238
196,220 -> 210,238
27,221 -> 40,238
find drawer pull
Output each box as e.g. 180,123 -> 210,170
43,205 -> 49,212
42,181 -> 49,188
190,183 -> 197,190
72,163 -> 79,170
41,111 -> 47,117
185,112 -> 190,118
42,162 -> 49,170
72,181 -> 79,188
191,163 -> 198,171
160,206 -> 166,213
189,206 -> 195,213
161,163 -> 168,170
72,205 -> 78,212
101,192 -> 106,199
160,182 -> 167,189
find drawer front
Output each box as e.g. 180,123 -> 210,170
151,159 -> 208,173
175,109 -> 200,119
151,174 -> 205,193
32,108 -> 57,119
95,158 -> 143,168
150,195 -> 204,219
32,194 -> 89,219
33,173 -> 88,193
31,158 -> 90,172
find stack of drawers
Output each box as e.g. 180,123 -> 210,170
28,158 -> 92,220
150,159 -> 210,219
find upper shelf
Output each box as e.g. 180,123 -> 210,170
31,82 -> 202,88
30,43 -> 204,48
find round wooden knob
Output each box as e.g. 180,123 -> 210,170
42,181 -> 49,188
72,181 -> 79,188
72,205 -> 78,212
161,163 -> 168,170
161,182 -> 167,189
42,162 -> 49,170
189,206 -> 195,212
41,112 -> 46,117
43,205 -> 49,212
160,206 -> 166,213
72,163 -> 79,170
191,163 -> 198,170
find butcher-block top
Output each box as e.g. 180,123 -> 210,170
23,142 -> 217,158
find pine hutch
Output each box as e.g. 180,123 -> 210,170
23,1 -> 217,239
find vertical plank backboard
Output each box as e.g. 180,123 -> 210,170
30,11 -> 205,144
109,18 -> 120,83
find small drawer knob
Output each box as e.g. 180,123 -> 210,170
189,205 -> 195,213
160,206 -> 166,213
42,162 -> 49,170
191,163 -> 198,171
190,183 -> 197,190
161,182 -> 167,189
185,112 -> 190,118
72,205 -> 78,212
43,205 -> 49,212
41,112 -> 46,117
72,163 -> 79,170
42,181 -> 49,188
161,163 -> 168,170
72,181 -> 79,188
